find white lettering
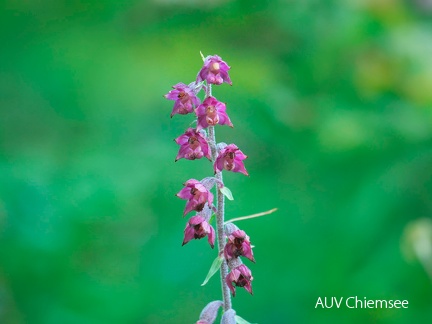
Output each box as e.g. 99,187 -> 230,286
319,296 -> 409,309
334,297 -> 343,308
375,300 -> 388,308
324,297 -> 333,308
315,297 -> 324,308
346,296 -> 355,308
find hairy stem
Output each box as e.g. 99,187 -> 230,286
206,83 -> 232,311
208,126 -> 231,311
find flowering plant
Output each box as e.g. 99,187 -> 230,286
164,53 -> 276,323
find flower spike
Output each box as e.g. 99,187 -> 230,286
165,53 -> 268,322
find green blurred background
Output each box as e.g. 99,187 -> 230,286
1,0 -> 432,323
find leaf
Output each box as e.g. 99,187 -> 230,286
220,186 -> 234,201
200,51 -> 206,61
235,315 -> 257,324
224,208 -> 277,225
209,213 -> 216,224
201,255 -> 224,286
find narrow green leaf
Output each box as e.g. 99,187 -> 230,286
235,315 -> 256,324
220,186 -> 234,200
209,213 -> 216,224
201,255 -> 224,286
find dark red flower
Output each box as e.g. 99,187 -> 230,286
183,216 -> 215,248
225,264 -> 253,296
224,230 -> 255,263
176,179 -> 214,216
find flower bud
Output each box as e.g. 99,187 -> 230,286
196,300 -> 223,324
220,309 -> 236,324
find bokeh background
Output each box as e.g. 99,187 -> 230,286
1,0 -> 432,323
